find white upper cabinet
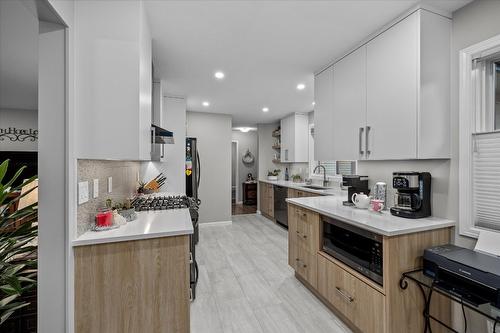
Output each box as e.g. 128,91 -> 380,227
366,12 -> 418,160
281,113 -> 308,163
332,46 -> 367,161
313,66 -> 334,161
75,0 -> 152,160
315,9 -> 451,161
366,10 -> 450,160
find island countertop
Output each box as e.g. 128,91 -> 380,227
72,209 -> 193,247
286,195 -> 455,237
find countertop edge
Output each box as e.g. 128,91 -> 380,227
72,227 -> 194,247
258,179 -> 334,196
286,198 -> 455,237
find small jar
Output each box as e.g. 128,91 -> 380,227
95,208 -> 113,227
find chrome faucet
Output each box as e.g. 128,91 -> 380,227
313,164 -> 330,187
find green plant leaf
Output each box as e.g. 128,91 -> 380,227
0,294 -> 18,308
0,160 -> 8,185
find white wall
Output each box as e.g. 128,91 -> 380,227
232,130 -> 258,202
0,109 -> 38,151
258,122 -> 280,179
38,21 -> 67,333
141,96 -> 186,193
0,0 -> 38,110
450,1 -> 500,330
187,111 -> 232,223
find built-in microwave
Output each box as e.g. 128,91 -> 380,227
322,216 -> 383,285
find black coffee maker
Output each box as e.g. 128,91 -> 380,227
390,172 -> 431,219
342,175 -> 369,206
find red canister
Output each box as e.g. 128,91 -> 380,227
95,208 -> 113,227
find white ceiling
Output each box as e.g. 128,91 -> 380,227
144,0 -> 472,127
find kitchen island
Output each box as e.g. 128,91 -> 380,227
286,195 -> 455,333
73,210 -> 193,333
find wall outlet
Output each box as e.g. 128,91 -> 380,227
78,181 -> 89,205
93,179 -> 99,198
108,177 -> 112,193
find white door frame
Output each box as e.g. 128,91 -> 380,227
37,1 -> 74,331
232,140 -> 239,205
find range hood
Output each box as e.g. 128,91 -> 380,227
151,124 -> 174,144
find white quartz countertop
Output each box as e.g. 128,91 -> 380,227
286,195 -> 455,237
73,209 -> 193,247
259,179 -> 336,196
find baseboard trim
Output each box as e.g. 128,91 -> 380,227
199,220 -> 233,227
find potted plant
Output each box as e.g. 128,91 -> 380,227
0,160 -> 38,327
267,169 -> 281,181
292,174 -> 302,183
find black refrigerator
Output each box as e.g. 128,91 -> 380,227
186,137 -> 200,200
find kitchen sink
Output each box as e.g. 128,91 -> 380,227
301,185 -> 332,190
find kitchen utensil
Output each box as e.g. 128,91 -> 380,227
342,175 -> 369,206
352,192 -> 370,209
372,182 -> 387,208
370,199 -> 385,213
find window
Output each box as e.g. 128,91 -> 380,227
459,34 -> 500,237
308,124 -> 356,178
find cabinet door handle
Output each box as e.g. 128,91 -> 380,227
365,126 -> 371,156
359,127 -> 364,155
336,287 -> 354,303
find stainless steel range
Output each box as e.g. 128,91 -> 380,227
131,195 -> 192,211
131,194 -> 201,300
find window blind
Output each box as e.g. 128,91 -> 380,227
336,161 -> 356,176
472,131 -> 500,231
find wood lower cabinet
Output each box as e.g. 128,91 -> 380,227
74,235 -> 190,333
288,205 -> 320,289
288,202 -> 451,333
259,181 -> 274,219
318,253 -> 385,333
288,188 -> 318,198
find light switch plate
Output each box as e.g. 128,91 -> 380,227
78,181 -> 89,205
93,179 -> 99,198
108,177 -> 112,193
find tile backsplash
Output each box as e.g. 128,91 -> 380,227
77,159 -> 140,236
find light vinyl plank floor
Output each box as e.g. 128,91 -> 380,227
191,214 -> 352,333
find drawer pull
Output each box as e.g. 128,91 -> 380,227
336,287 -> 354,303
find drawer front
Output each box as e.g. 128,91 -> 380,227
296,246 -> 317,289
321,255 -> 385,333
296,208 -> 319,253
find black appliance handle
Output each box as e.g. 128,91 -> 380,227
194,260 -> 199,284
196,150 -> 201,190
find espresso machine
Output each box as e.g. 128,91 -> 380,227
342,175 -> 370,206
390,172 -> 431,219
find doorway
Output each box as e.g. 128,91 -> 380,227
231,130 -> 258,215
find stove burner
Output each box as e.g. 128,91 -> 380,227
132,195 -> 192,211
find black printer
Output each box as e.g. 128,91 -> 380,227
423,244 -> 500,308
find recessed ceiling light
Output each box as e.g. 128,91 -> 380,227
202,101 -> 210,107
312,101 -> 316,106
296,83 -> 306,90
214,71 -> 225,79
262,107 -> 269,112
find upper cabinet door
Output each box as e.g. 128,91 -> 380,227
366,12 -> 418,160
332,46 -> 367,161
314,66 -> 334,161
